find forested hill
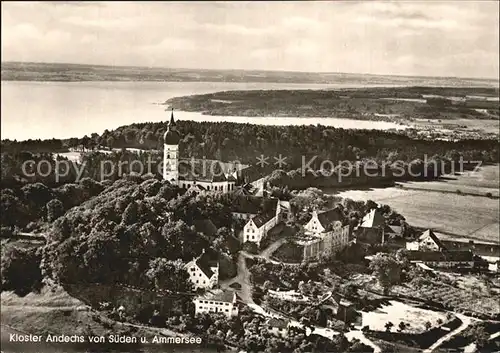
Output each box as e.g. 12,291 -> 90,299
1,121 -> 498,189
77,120 -> 500,167
41,177 -> 237,289
165,87 -> 500,122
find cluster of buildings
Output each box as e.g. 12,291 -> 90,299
404,229 -> 481,270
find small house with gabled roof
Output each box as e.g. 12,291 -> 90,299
184,251 -> 219,290
406,229 -> 446,251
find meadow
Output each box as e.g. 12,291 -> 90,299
334,165 -> 499,243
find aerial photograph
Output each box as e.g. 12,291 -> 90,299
1,1 -> 499,353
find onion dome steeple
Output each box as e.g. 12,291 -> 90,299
163,108 -> 181,145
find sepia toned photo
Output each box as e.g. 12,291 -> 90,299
1,1 -> 499,352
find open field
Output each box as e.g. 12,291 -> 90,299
411,118 -> 500,135
360,300 -> 448,334
343,189 -> 498,241
334,165 -> 499,242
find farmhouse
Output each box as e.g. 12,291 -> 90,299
406,229 -> 446,251
193,289 -> 239,318
184,251 -> 219,290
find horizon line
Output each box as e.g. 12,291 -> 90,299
2,60 -> 499,82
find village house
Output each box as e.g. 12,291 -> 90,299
184,251 -> 219,290
242,198 -> 290,246
406,229 -> 446,251
264,318 -> 291,338
302,208 -> 350,260
193,289 -> 239,318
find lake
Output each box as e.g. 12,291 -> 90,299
1,81 -> 407,141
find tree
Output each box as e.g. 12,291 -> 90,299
424,321 -> 432,331
398,321 -> 406,332
1,246 -> 43,296
146,258 -> 192,293
470,326 -> 488,349
385,321 -> 394,332
46,199 -> 64,222
369,253 -> 402,294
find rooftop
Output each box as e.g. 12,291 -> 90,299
230,195 -> 263,214
419,229 -> 446,250
196,289 -> 236,303
188,251 -> 218,279
252,211 -> 275,228
315,207 -> 344,229
360,208 -> 385,228
406,250 -> 474,262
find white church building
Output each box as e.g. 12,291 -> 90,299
163,110 -> 237,193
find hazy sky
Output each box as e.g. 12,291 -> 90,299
2,1 -> 499,79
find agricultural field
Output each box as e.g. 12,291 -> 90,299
334,165 -> 499,243
392,282 -> 500,319
359,300 -> 448,333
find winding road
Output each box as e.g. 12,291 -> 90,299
221,237 -> 382,351
423,313 -> 476,353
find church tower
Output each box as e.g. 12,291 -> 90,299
163,109 -> 181,184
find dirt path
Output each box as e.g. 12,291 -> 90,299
423,313 -> 474,353
260,237 -> 288,260
220,252 -> 254,304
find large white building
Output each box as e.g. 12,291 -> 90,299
193,289 -> 239,318
302,208 -> 350,260
242,199 -> 290,246
184,252 -> 219,290
163,110 -> 236,193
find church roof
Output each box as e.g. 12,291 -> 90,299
178,159 -> 228,183
360,208 -> 385,228
163,109 -> 182,145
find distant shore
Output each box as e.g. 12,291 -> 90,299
2,61 -> 499,87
